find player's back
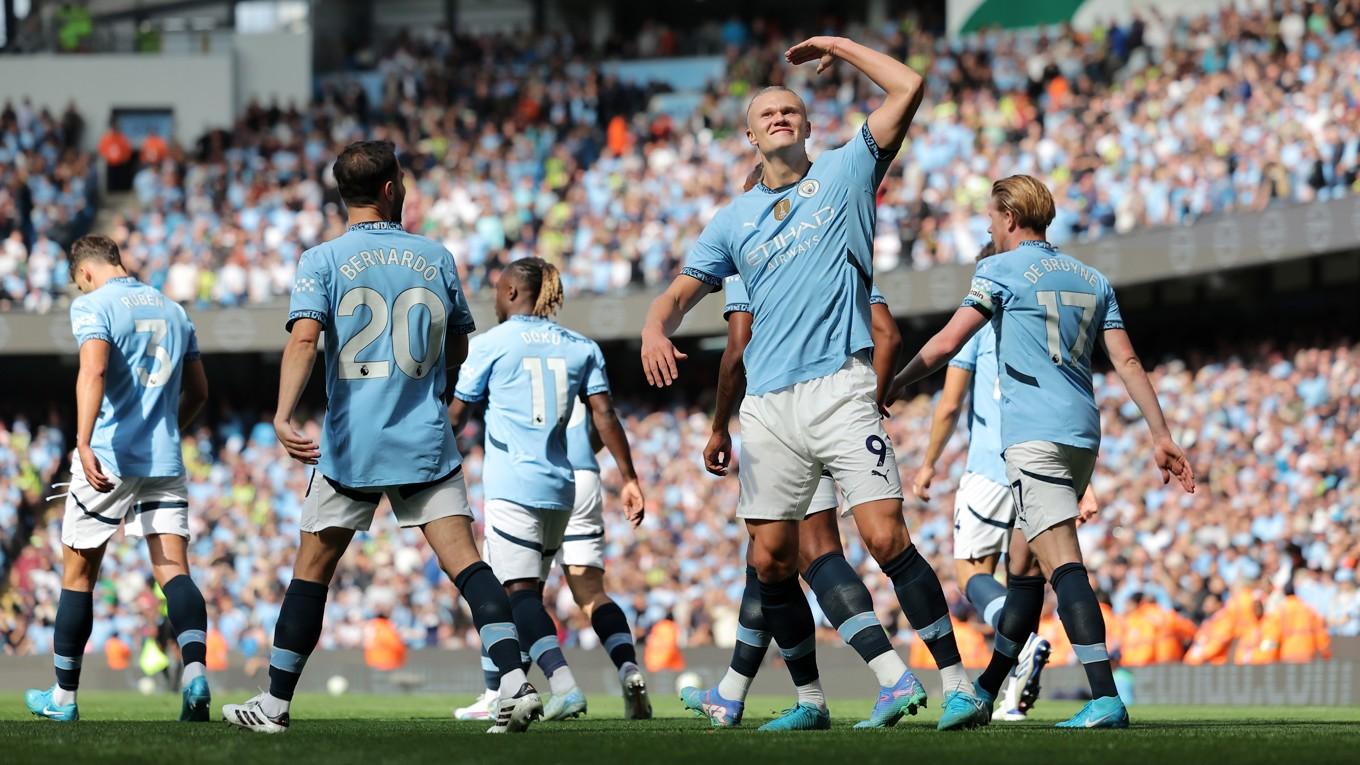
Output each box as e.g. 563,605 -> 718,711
290,221 -> 476,488
70,277 -> 196,477
970,242 -> 1122,452
457,318 -> 608,510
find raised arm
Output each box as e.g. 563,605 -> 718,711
75,339 -> 114,492
705,310 -> 752,476
785,36 -> 925,154
274,318 -> 322,465
640,274 -> 712,387
1101,328 -> 1195,492
588,392 -> 645,527
885,307 -> 988,406
912,365 -> 971,501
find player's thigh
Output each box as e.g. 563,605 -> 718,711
301,470 -> 382,534
745,518 -> 801,581
294,526 -> 357,584
484,499 -> 551,584
564,565 -> 608,613
538,509 -> 572,581
126,475 -> 192,571
558,470 -> 606,572
1005,530 -> 1041,578
952,472 -> 1014,561
811,356 -> 904,512
61,455 -> 134,552
736,393 -> 819,522
1004,441 -> 1091,545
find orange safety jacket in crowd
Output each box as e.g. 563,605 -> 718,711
1185,609 -> 1235,665
644,619 -> 685,672
1109,601 -> 1164,661
99,129 -> 132,166
1038,615 -> 1074,666
363,617 -> 407,671
1155,609 -> 1198,663
105,636 -> 131,670
1233,615 -> 1277,665
1266,596 -> 1332,663
206,629 -> 229,671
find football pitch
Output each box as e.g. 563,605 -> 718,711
3,692 -> 1357,765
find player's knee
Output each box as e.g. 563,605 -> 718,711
862,527 -> 910,566
749,547 -> 798,582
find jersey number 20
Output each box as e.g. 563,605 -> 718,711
337,287 -> 447,380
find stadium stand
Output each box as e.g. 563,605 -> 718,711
0,2 -> 1357,310
3,337 -> 1355,667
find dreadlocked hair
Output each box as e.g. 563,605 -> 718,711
506,257 -> 564,318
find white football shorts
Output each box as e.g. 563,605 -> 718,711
300,466 -> 472,533
1003,440 -> 1097,542
952,471 -> 1015,560
61,451 -> 189,550
557,469 -> 606,570
484,498 -> 572,583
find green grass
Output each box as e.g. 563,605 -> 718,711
3,692 -> 1357,765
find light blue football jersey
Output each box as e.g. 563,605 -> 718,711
565,396 -> 598,472
963,241 -> 1123,452
288,221 -> 476,488
70,277 -> 199,477
947,322 -> 1007,486
454,316 -> 611,510
723,274 -> 887,317
687,123 -> 895,395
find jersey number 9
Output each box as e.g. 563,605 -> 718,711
337,287 -> 447,380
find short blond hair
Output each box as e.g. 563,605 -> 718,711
991,175 -> 1055,232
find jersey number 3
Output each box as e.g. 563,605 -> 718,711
337,287 -> 447,380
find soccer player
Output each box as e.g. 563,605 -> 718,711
222,141 -> 541,734
681,163 -> 921,729
912,241 -> 1091,721
642,36 -> 989,731
25,235 -> 212,723
450,257 -> 646,723
886,174 -> 1196,729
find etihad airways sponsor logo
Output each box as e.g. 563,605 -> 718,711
744,205 -> 838,268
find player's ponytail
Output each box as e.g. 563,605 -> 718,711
506,257 -> 564,318
532,260 -> 563,318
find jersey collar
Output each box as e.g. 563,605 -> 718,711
754,163 -> 814,194
348,221 -> 404,232
1018,239 -> 1057,251
107,276 -> 139,285
508,314 -> 551,323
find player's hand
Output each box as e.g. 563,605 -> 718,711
1154,436 -> 1195,493
641,330 -> 687,387
786,36 -> 843,74
275,416 -> 320,465
1077,485 -> 1099,526
620,479 -> 645,527
911,464 -> 935,501
78,444 -> 114,493
704,429 -> 734,476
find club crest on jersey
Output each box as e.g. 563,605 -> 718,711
797,179 -> 820,198
773,198 -> 793,221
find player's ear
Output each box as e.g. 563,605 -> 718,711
745,126 -> 757,147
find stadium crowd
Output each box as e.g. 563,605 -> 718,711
2,1 -> 1359,311
2,337 -> 1354,670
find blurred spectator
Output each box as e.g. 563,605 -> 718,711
1266,585 -> 1332,663
98,119 -> 133,192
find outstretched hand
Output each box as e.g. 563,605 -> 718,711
1154,437 -> 1196,493
785,36 -> 842,74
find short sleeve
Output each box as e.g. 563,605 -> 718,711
683,211 -> 736,286
452,335 -> 497,404
287,249 -> 330,332
184,313 -> 201,362
1102,282 -> 1125,331
583,342 -> 611,397
443,256 -> 477,336
869,283 -> 888,307
962,259 -> 1010,318
835,122 -> 898,193
723,275 -> 750,318
950,332 -> 979,372
70,296 -> 111,346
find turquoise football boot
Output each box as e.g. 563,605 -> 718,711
180,675 -> 212,722
681,686 -> 744,728
25,686 -> 78,722
1056,696 -> 1129,729
854,670 -> 928,728
757,702 -> 831,732
937,688 -> 990,731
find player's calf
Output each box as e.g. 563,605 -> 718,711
454,562 -> 533,705
162,572 -> 211,722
